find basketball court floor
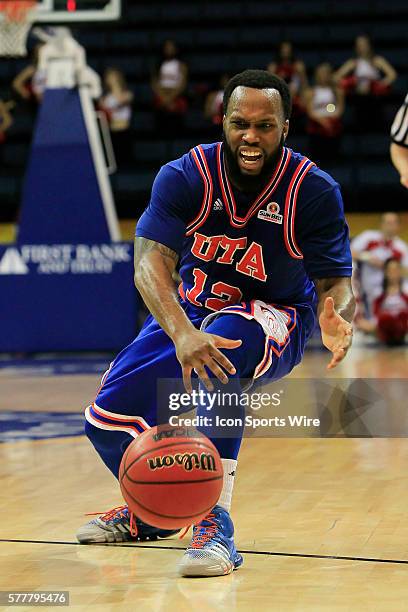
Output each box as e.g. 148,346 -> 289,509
1,338 -> 408,611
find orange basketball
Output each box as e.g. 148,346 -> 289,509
119,425 -> 223,529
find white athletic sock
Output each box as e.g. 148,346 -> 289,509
217,458 -> 237,512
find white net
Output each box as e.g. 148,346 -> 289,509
0,1 -> 36,57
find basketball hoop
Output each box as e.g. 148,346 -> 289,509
0,0 -> 37,57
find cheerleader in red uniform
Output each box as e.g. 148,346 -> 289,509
373,258 -> 408,345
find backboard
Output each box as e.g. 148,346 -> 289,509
0,0 -> 121,55
1,0 -> 121,23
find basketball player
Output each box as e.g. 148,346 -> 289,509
77,70 -> 355,577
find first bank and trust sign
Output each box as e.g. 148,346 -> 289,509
0,244 -> 132,274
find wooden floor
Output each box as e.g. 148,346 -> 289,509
1,340 -> 408,611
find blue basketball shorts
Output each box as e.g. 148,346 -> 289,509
85,298 -> 316,437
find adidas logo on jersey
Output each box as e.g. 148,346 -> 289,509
257,202 -> 283,224
213,198 -> 223,211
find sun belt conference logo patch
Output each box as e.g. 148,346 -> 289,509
257,202 -> 283,224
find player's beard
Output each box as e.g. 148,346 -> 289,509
222,133 -> 285,193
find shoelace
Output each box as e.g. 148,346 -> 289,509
85,505 -> 138,537
190,513 -> 218,549
178,525 -> 190,539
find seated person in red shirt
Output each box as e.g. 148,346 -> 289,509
357,258 -> 408,345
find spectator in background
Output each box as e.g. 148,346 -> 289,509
204,73 -> 229,136
267,41 -> 307,128
334,35 -> 396,131
151,40 -> 188,134
12,44 -> 46,105
304,62 -> 344,163
351,212 -> 408,318
99,68 -> 134,168
356,258 -> 408,345
390,93 -> 408,189
0,98 -> 14,166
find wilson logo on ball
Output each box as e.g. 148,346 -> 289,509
148,452 -> 216,472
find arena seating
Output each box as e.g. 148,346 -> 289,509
0,0 -> 407,221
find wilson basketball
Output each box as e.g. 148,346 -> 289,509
119,425 -> 223,529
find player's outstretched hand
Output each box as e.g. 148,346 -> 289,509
174,329 -> 242,393
319,296 -> 353,370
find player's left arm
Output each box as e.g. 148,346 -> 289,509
314,277 -> 355,370
295,180 -> 355,369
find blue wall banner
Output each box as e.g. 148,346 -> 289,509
0,241 -> 138,352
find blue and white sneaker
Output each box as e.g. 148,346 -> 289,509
76,505 -> 180,543
178,505 -> 243,577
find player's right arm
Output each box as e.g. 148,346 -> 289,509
134,237 -> 197,346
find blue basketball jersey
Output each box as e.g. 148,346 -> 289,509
136,142 -> 352,323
